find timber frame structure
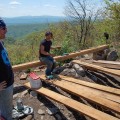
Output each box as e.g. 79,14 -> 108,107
12,45 -> 120,120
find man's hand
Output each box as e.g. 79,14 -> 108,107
0,81 -> 7,91
50,54 -> 55,57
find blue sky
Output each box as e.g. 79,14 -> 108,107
0,0 -> 103,17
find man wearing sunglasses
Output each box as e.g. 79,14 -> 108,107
0,18 -> 14,120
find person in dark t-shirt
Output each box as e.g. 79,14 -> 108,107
39,32 -> 60,78
0,18 -> 14,120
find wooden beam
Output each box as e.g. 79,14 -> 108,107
59,75 -> 120,96
63,80 -> 120,104
80,59 -> 120,70
93,60 -> 120,65
40,75 -> 120,114
58,76 -> 120,104
12,45 -> 109,72
24,83 -> 119,120
72,60 -> 120,77
92,60 -> 120,69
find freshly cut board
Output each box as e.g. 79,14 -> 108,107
12,45 -> 108,72
59,75 -> 120,96
20,73 -> 28,80
24,82 -> 119,120
93,60 -> 120,65
92,60 -> 120,69
72,60 -> 120,77
40,75 -> 120,114
56,76 -> 120,104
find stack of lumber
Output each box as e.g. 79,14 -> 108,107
72,60 -> 120,77
24,75 -> 120,120
13,44 -> 120,119
92,60 -> 120,70
79,59 -> 120,70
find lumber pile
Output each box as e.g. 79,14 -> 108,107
13,44 -> 120,119
72,60 -> 120,77
24,74 -> 120,120
92,60 -> 120,69
78,59 -> 120,70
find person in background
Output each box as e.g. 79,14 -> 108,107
39,32 -> 60,79
0,18 -> 14,120
104,32 -> 109,44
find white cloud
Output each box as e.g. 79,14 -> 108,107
10,6 -> 17,9
9,1 -> 21,5
44,4 -> 56,8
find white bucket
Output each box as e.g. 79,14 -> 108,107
29,77 -> 42,89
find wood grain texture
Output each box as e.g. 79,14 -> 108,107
13,45 -> 109,72
24,82 -> 119,120
59,75 -> 120,96
40,75 -> 120,114
73,60 -> 120,77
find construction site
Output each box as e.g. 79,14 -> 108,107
11,45 -> 120,120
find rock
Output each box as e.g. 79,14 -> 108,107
64,62 -> 73,68
13,93 -> 21,99
52,66 -> 66,74
30,91 -> 37,98
20,73 -> 28,80
69,69 -> 77,77
21,90 -> 28,97
41,116 -> 44,120
73,64 -> 80,69
55,114 -> 62,120
83,54 -> 91,59
38,109 -> 45,115
104,49 -> 110,56
75,73 -> 80,78
73,64 -> 86,77
40,103 -> 44,106
91,75 -> 97,81
107,50 -> 118,61
60,68 -> 70,76
23,115 -> 33,120
47,108 -> 59,115
93,50 -> 106,60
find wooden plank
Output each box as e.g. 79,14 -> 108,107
92,60 -> 120,69
92,62 -> 120,70
24,82 -> 119,120
20,73 -> 28,80
40,75 -> 120,114
63,81 -> 120,104
72,60 -> 120,77
12,45 -> 109,72
93,60 -> 120,65
58,76 -> 120,104
59,75 -> 120,96
75,59 -> 120,69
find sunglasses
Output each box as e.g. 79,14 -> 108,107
0,27 -> 6,30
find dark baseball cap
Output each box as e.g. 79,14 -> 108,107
0,18 -> 6,29
45,31 -> 53,37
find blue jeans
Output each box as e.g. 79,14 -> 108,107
0,85 -> 13,120
40,56 -> 56,76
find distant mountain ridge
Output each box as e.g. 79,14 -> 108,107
3,16 -> 66,25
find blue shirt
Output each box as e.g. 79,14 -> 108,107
0,42 -> 14,88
